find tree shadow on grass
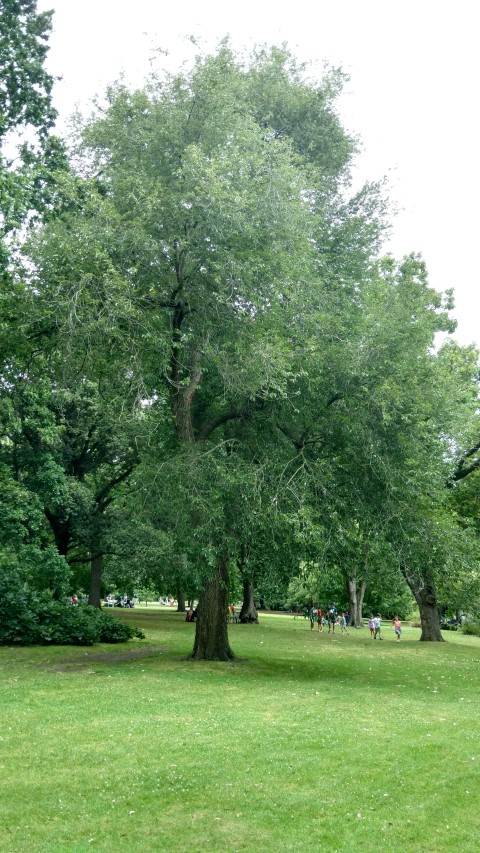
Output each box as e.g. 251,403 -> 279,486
49,646 -> 168,672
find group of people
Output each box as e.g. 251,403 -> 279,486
367,614 -> 402,641
227,604 -> 238,623
308,606 -> 350,634
307,607 -> 403,640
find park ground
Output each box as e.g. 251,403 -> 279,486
1,611 -> 479,853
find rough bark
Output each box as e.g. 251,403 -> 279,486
89,553 -> 103,608
190,555 -> 235,660
346,577 -> 367,627
405,576 -> 444,641
168,283 -> 235,660
240,579 -> 258,623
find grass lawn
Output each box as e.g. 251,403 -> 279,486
1,611 -> 479,852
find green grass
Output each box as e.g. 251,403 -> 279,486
1,612 -> 479,853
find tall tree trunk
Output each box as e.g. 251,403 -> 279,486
177,588 -> 186,613
89,553 -> 103,609
405,576 -> 444,641
170,322 -> 233,659
190,555 -> 235,661
346,577 -> 367,627
240,579 -> 258,623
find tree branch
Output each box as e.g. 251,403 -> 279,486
199,409 -> 243,441
447,440 -> 480,486
95,462 -> 137,511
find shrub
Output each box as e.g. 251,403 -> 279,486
95,610 -> 144,643
0,570 -> 144,646
35,601 -> 100,645
461,620 -> 480,638
0,567 -> 39,644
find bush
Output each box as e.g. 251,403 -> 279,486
0,567 -> 40,644
94,609 -> 145,643
461,620 -> 480,638
0,570 -> 144,646
35,601 -> 100,645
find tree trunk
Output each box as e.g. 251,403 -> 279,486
346,577 -> 367,627
177,588 -> 186,613
190,555 -> 235,661
240,579 -> 258,623
407,579 -> 444,641
89,553 -> 103,609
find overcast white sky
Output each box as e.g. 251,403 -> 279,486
38,0 -> 479,347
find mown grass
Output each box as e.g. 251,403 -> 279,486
1,611 -> 479,852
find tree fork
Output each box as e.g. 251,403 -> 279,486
403,574 -> 444,641
346,577 -> 367,628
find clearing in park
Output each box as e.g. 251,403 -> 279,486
1,609 -> 479,853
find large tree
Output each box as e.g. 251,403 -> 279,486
10,39 -> 478,655
50,45 -> 360,659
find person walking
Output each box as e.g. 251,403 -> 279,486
317,608 -> 323,632
340,612 -> 349,634
327,606 -> 337,633
309,606 -> 317,631
392,615 -> 402,641
373,613 -> 383,640
368,614 -> 375,638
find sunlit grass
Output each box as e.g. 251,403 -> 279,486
1,610 -> 479,852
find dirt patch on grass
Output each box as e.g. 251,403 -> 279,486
49,646 -> 168,672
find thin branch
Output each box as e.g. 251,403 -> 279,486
95,463 -> 137,510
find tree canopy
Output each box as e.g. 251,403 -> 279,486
1,31 -> 479,654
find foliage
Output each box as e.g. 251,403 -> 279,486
2,38 -> 480,650
0,569 -> 144,645
0,0 -> 66,259
0,0 -> 56,139
461,620 -> 480,637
